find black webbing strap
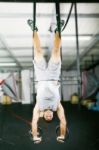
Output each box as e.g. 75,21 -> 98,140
55,2 -> 61,38
62,3 -> 74,32
33,2 -> 36,36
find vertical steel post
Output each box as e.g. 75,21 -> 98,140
32,2 -> 36,104
74,3 -> 81,108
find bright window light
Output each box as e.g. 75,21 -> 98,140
79,36 -> 91,41
0,3 -> 32,14
0,63 -> 17,66
63,36 -> 91,41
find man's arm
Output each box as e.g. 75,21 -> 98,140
32,103 -> 40,138
57,102 -> 67,138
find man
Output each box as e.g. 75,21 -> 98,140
27,19 -> 67,143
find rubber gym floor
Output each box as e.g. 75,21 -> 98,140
0,102 -> 99,150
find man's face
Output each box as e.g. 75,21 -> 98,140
43,109 -> 53,121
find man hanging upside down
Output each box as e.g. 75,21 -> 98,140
27,19 -> 67,143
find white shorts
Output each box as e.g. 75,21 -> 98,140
33,57 -> 61,81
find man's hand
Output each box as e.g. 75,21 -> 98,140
57,135 -> 65,143
33,136 -> 42,144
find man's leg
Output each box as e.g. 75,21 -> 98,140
27,19 -> 43,61
47,31 -> 61,81
50,31 -> 61,63
33,31 -> 43,62
33,31 -> 47,81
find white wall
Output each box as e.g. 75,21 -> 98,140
21,70 -> 31,104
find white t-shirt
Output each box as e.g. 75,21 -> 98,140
36,81 -> 60,111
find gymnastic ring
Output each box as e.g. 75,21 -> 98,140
56,125 -> 69,143
29,126 -> 43,140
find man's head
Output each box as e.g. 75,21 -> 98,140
43,109 -> 53,122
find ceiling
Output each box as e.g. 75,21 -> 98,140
0,2 -> 99,72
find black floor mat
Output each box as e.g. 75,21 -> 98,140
0,102 -> 99,150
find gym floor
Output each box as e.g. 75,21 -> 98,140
0,102 -> 99,150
